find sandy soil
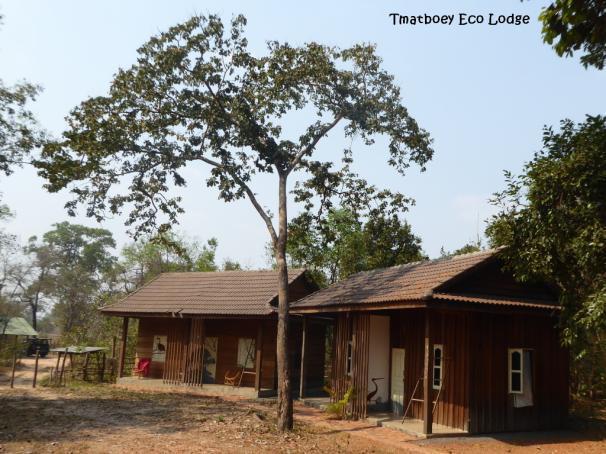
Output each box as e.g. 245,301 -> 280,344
0,358 -> 605,453
0,386 -> 408,453
0,356 -> 56,387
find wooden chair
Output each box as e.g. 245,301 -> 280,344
133,357 -> 151,378
224,368 -> 243,386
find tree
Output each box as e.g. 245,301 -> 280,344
487,115 -> 606,348
439,239 -> 483,258
222,259 -> 241,271
0,15 -> 45,176
121,234 -> 218,289
35,15 -> 433,430
539,0 -> 606,70
11,237 -> 54,330
287,206 -> 425,286
35,222 -> 117,341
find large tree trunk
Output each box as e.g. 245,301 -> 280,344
276,173 -> 293,431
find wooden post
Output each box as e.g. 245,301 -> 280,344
54,348 -> 61,383
59,348 -> 68,386
422,310 -> 433,435
83,352 -> 90,381
299,317 -> 308,399
9,337 -> 17,388
32,348 -> 40,388
117,317 -> 129,378
255,321 -> 264,391
100,352 -> 106,382
112,336 -> 117,358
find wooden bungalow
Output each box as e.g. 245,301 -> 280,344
101,269 -> 327,397
291,249 -> 569,435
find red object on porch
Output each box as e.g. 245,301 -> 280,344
133,357 -> 151,378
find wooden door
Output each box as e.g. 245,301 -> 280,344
203,337 -> 218,384
391,348 -> 405,415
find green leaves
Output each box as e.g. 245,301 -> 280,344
287,187 -> 425,286
539,1 -> 606,69
487,115 -> 606,344
34,13 -> 433,242
0,80 -> 45,176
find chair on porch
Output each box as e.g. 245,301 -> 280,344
133,357 -> 151,378
224,368 -> 243,386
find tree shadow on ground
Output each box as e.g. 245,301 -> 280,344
0,387 -> 260,445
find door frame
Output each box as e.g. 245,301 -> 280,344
390,347 -> 405,415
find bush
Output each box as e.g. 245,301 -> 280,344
324,385 -> 354,419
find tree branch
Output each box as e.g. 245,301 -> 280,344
198,155 -> 278,245
289,114 -> 344,173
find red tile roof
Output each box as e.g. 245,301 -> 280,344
100,269 -> 307,316
291,249 -> 559,311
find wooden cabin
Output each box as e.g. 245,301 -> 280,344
101,269 -> 327,396
291,250 -> 569,435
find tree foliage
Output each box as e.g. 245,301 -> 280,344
487,115 -> 606,345
439,239 -> 483,258
36,14 -> 432,240
0,15 -> 45,176
287,206 -> 425,286
121,234 -> 219,289
539,0 -> 606,70
34,222 -> 117,341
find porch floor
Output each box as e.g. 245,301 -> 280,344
299,398 -> 466,439
367,412 -> 468,439
116,377 -> 276,398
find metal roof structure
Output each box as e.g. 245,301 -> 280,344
1,317 -> 38,336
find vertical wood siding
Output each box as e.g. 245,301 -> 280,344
330,313 -> 370,419
390,309 -> 470,431
136,316 -> 327,392
468,312 -> 569,433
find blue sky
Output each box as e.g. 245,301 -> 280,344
0,0 -> 604,267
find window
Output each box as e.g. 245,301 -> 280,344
346,341 -> 353,376
508,348 -> 523,394
433,344 -> 443,389
509,348 -> 534,407
237,338 -> 255,369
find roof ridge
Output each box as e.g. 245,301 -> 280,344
332,248 -> 498,281
160,268 -> 306,275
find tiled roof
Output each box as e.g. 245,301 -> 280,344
100,269 -> 306,316
291,249 -> 559,311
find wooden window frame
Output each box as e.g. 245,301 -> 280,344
508,348 -> 524,394
432,344 -> 443,390
346,340 -> 353,376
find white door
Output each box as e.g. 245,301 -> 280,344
391,348 -> 405,415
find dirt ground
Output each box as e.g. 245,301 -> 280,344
0,356 -> 56,387
1,358 -> 605,453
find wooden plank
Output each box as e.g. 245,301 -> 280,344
32,348 -> 40,388
255,321 -> 264,391
299,317 -> 307,398
9,337 -> 17,388
118,317 -> 129,378
422,310 -> 433,434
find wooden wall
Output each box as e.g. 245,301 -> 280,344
137,317 -> 172,378
443,260 -> 557,301
468,312 -> 569,433
330,313 -> 370,419
135,315 -> 327,391
390,309 -> 470,431
305,321 -> 327,389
